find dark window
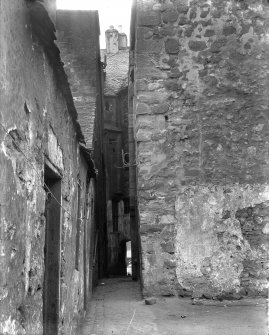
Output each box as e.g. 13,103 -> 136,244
124,198 -> 130,214
112,201 -> 118,232
105,101 -> 110,111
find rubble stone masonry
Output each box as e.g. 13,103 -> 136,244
132,0 -> 269,298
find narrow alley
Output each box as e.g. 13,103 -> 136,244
1,0 -> 269,334
78,277 -> 267,335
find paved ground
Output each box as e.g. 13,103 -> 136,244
78,277 -> 268,335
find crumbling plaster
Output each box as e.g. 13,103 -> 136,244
0,1 -> 92,334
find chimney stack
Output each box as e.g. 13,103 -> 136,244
118,25 -> 123,33
105,25 -> 128,53
118,32 -> 127,50
105,25 -> 119,54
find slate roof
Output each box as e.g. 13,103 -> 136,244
56,10 -> 101,149
101,49 -> 129,96
27,0 -> 84,142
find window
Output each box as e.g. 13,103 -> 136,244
105,100 -> 110,111
112,201 -> 118,232
124,198 -> 130,214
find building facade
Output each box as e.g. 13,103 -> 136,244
56,8 -> 107,285
101,27 -> 133,276
1,3 -> 269,334
0,1 -> 103,334
130,0 -> 269,298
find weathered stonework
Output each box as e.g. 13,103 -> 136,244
56,9 -> 108,282
0,2 -> 98,334
131,0 -> 269,298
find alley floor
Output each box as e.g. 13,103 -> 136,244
77,277 -> 268,335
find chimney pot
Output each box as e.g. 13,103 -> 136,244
105,26 -> 119,54
118,32 -> 127,49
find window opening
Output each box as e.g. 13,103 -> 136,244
124,198 -> 130,214
105,101 -> 110,111
112,201 -> 118,232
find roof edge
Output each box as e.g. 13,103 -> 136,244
27,0 -> 85,142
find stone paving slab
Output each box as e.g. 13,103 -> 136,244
77,277 -> 268,335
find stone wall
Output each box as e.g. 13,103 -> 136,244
0,1 -> 95,334
132,0 -> 269,298
56,9 -> 108,281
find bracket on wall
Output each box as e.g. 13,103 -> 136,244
115,150 -> 138,169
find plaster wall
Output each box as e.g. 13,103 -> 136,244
56,10 -> 108,280
0,2 -> 93,333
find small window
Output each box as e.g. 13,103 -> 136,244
124,198 -> 130,214
112,201 -> 118,232
105,101 -> 110,111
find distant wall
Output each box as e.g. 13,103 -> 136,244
132,0 -> 269,298
104,89 -> 131,275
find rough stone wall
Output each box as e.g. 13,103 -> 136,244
0,1 -> 93,334
132,0 -> 269,298
101,48 -> 129,96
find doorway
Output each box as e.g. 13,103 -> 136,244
43,164 -> 61,335
126,241 -> 132,276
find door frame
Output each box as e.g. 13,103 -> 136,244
43,160 -> 62,335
